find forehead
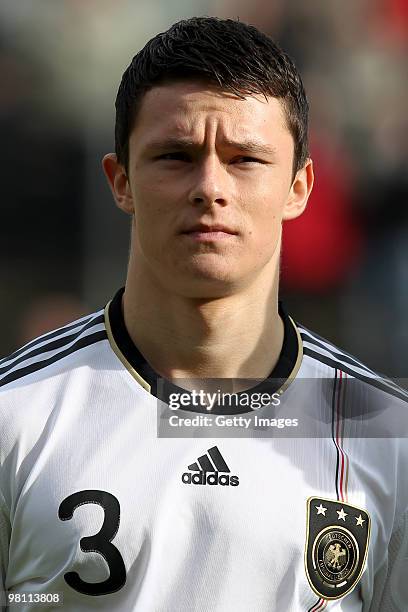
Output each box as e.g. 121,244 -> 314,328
130,80 -> 290,147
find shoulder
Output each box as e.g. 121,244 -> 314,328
0,308 -> 107,391
296,322 -> 408,515
296,321 -> 408,404
0,307 -> 108,500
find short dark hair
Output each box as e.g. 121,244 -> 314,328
115,16 -> 309,178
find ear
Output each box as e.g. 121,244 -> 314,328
282,158 -> 314,221
102,153 -> 134,215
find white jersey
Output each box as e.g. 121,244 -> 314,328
1,288 -> 407,611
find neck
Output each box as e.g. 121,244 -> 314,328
122,260 -> 284,384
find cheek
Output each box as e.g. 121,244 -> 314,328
132,182 -> 170,225
243,187 -> 285,240
131,184 -> 181,261
238,188 -> 286,265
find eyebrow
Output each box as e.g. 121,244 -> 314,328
144,137 -> 277,157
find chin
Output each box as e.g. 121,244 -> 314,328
186,260 -> 240,281
170,266 -> 245,299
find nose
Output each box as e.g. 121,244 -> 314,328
187,154 -> 228,207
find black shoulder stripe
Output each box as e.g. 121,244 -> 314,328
303,346 -> 408,403
0,313 -> 97,366
0,313 -> 104,374
0,330 -> 107,388
298,324 -> 337,346
300,331 -> 376,376
302,332 -> 403,396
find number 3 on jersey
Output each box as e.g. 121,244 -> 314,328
58,490 -> 126,596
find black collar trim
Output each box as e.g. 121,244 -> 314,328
106,287 -> 302,414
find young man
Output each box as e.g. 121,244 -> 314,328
1,17 -> 407,612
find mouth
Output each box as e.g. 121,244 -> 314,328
180,224 -> 238,241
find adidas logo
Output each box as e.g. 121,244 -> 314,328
182,446 -> 239,486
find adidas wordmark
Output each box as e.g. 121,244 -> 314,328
182,446 -> 240,486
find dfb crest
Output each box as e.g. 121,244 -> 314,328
305,497 -> 370,600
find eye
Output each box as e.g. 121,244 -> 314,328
233,156 -> 263,164
156,152 -> 190,162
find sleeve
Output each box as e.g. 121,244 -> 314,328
0,487 -> 11,609
369,508 -> 408,611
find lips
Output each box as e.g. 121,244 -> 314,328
181,223 -> 237,235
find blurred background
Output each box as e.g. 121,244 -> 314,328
0,0 -> 407,382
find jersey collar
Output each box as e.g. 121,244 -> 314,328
105,287 -> 303,414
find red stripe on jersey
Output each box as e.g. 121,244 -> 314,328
310,597 -> 327,611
